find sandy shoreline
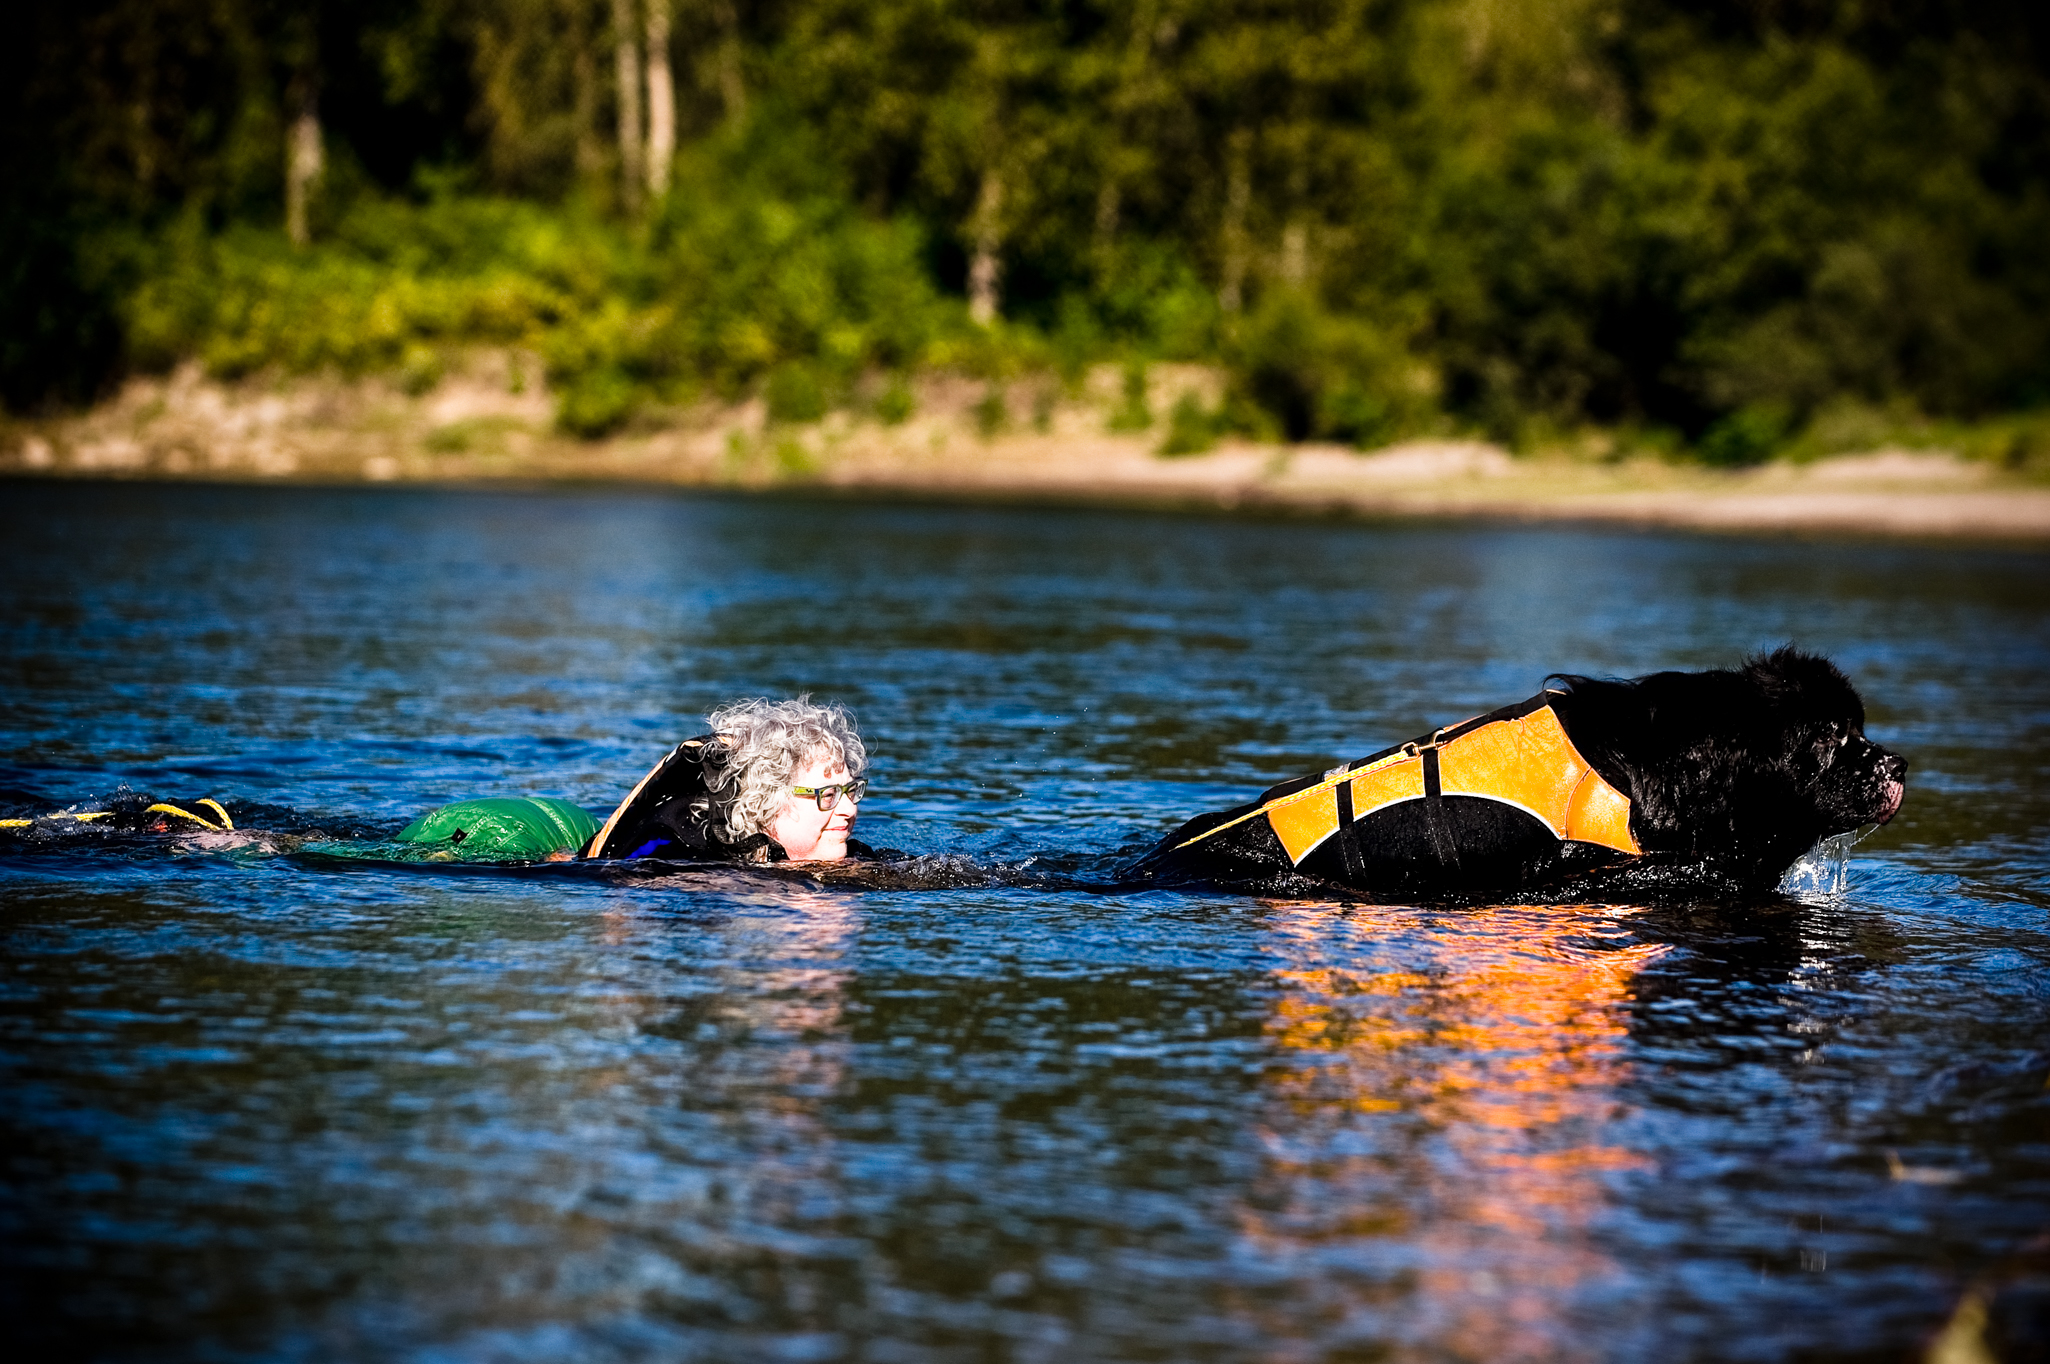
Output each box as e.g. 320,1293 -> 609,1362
9,359 -> 2049,544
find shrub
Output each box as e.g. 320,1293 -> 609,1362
973,386 -> 1007,438
1697,403 -> 1791,467
1226,293 -> 1427,445
556,368 -> 637,438
874,376 -> 915,424
111,116 -> 976,439
1107,362 -> 1152,432
1158,391 -> 1218,456
765,364 -> 828,423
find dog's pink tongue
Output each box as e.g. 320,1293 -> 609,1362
1877,779 -> 1906,824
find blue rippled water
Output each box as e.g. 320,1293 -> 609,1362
3,480 -> 2047,1362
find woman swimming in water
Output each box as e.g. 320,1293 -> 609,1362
3,696 -> 874,867
393,696 -> 874,864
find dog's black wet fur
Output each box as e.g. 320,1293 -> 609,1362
1130,648 -> 1908,901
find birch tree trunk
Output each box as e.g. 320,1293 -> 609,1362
285,96 -> 323,246
1218,129 -> 1251,314
644,0 -> 674,197
967,170 -> 1005,327
611,0 -> 644,213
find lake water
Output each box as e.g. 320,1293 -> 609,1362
4,480 -> 2047,1363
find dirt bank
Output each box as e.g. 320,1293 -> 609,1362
9,358 -> 2049,543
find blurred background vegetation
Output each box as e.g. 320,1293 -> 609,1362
5,0 -> 2047,458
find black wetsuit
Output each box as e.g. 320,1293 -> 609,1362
611,823 -> 878,864
586,734 -> 879,863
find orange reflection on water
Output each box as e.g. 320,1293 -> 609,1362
1243,902 -> 1673,1361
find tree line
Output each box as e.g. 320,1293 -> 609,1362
6,0 -> 2047,454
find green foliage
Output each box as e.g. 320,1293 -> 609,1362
423,416 -> 524,455
1225,293 -> 1424,447
1052,298 -> 1100,390
874,377 -> 915,425
1107,362 -> 1151,432
765,365 -> 828,424
973,386 -> 1008,439
118,118 -> 970,436
0,201 -> 133,411
1158,391 -> 1219,457
127,197 -> 588,379
398,343 -> 444,395
773,432 -> 816,474
556,367 -> 637,439
1999,419 -> 2050,475
1088,249 -> 1222,362
1774,401 -> 2050,476
1698,404 -> 1792,468
9,0 -> 2049,453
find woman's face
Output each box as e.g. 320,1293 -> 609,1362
769,752 -> 857,861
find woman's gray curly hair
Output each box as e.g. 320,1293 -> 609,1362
703,697 -> 867,842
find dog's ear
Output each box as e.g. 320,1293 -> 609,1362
1743,647 -> 1865,727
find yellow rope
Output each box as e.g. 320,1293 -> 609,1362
1,811 -> 115,828
145,802 -> 222,831
5,804 -> 231,831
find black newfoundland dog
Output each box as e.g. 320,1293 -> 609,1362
1131,648 -> 1906,899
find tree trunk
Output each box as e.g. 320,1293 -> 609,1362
713,0 -> 747,121
285,96 -> 323,246
1092,0 -> 1156,265
1279,221 -> 1307,288
968,170 -> 1005,327
1093,181 -> 1121,260
1279,150 -> 1309,288
644,0 -> 674,197
572,3 -> 603,189
611,0 -> 644,213
1219,129 -> 1251,314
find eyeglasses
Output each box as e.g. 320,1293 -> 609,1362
791,777 -> 868,812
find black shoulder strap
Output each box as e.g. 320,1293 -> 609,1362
1332,771 -> 1368,882
586,735 -> 723,859
1409,690 -> 1555,873
1419,746 -> 1463,871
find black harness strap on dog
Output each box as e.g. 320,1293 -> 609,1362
1332,770 -> 1367,883
1420,745 -> 1463,872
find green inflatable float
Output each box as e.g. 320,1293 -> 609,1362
393,796 -> 597,860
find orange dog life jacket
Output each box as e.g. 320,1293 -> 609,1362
1180,697 -> 1642,868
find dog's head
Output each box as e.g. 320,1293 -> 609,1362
1744,648 -> 1906,834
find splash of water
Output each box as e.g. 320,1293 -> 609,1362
1779,827 -> 1874,902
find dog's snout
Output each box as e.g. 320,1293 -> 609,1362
1873,749 -> 1908,825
